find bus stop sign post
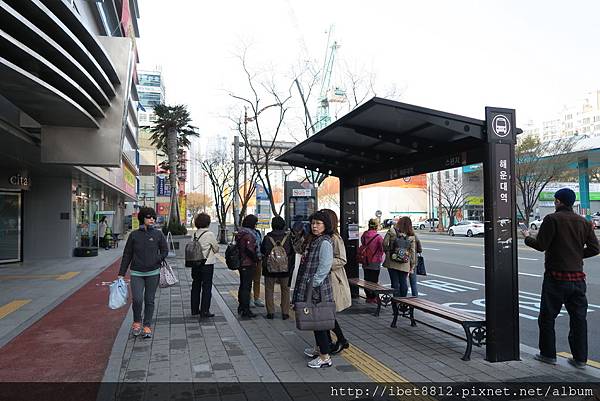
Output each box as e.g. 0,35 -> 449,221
483,107 -> 520,362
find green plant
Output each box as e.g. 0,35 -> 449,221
162,219 -> 188,236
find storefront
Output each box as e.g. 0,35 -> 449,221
0,171 -> 29,264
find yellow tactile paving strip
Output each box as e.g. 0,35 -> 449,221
0,272 -> 80,281
557,352 -> 600,369
218,255 -> 437,397
0,300 -> 31,320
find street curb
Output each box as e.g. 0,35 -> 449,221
0,254 -> 123,349
101,308 -> 132,382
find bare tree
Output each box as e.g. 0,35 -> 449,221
228,49 -> 294,216
201,152 -> 233,244
432,175 -> 471,227
516,135 -> 580,225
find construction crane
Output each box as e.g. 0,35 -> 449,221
315,25 -> 342,132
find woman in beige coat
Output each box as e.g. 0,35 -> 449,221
382,216 -> 417,298
321,209 -> 351,354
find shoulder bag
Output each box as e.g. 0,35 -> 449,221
294,278 -> 336,331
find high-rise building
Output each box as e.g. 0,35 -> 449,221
0,0 -> 141,262
136,68 -> 166,212
524,90 -> 600,142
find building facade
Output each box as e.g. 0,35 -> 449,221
523,90 -> 600,141
0,0 -> 141,263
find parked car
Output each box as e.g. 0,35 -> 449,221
448,220 -> 484,237
382,218 -> 396,229
413,218 -> 439,230
529,219 -> 543,230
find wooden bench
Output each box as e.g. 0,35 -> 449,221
348,278 -> 394,317
391,297 -> 486,361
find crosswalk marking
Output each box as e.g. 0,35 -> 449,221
0,300 -> 31,320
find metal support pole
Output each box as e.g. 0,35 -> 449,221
233,136 -> 240,229
340,176 -> 359,298
483,107 -> 519,362
437,170 -> 443,230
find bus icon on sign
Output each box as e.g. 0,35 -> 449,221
492,115 -> 511,137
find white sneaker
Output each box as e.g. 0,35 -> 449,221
308,356 -> 332,369
304,347 -> 319,358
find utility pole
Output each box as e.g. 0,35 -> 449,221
233,135 -> 240,229
243,107 -> 248,209
437,170 -> 444,231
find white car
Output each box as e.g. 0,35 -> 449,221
448,220 -> 485,237
529,219 -> 543,230
412,218 -> 438,230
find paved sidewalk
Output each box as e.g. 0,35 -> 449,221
102,245 -> 600,400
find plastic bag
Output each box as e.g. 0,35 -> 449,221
108,277 -> 128,309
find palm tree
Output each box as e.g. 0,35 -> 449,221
149,104 -> 198,228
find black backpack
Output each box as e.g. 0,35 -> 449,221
225,235 -> 241,270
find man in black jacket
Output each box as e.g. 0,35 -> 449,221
522,188 -> 599,369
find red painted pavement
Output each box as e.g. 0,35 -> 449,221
0,259 -> 129,384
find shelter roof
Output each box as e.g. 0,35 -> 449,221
277,97 -> 487,178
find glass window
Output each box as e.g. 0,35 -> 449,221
138,74 -> 161,87
139,92 -> 161,108
0,192 -> 21,263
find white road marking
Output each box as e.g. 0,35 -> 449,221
519,272 -> 542,277
422,247 -> 440,251
469,265 -> 540,277
518,257 -> 539,261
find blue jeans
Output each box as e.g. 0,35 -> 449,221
388,269 -> 409,297
131,274 -> 160,327
538,275 -> 588,362
409,272 -> 418,296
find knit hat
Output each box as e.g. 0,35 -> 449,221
368,218 -> 379,229
554,188 -> 576,207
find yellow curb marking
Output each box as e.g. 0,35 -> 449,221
557,352 -> 600,369
0,300 -> 31,320
56,272 -> 80,281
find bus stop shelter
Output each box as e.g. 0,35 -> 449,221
277,97 -> 521,362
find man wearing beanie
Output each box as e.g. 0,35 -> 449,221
522,188 -> 599,369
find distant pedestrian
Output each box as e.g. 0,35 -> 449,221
99,216 -> 109,250
321,209 -> 351,354
522,188 -> 599,369
360,218 -> 384,303
118,207 -> 168,338
261,216 -> 295,320
408,235 -> 423,297
293,210 -> 335,368
190,213 -> 219,318
252,227 -> 265,308
383,217 -> 417,297
236,215 -> 259,318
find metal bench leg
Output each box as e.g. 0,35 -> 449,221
409,307 -> 416,327
391,302 -> 398,328
374,294 -> 382,317
461,323 -> 473,361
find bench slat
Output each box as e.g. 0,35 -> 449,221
393,297 -> 483,322
348,278 -> 393,292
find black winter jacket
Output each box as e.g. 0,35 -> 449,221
524,205 -> 599,273
119,226 -> 168,275
261,229 -> 295,278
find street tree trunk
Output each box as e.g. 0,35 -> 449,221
167,127 -> 179,224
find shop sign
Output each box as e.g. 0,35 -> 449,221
7,173 -> 31,190
124,165 -> 136,194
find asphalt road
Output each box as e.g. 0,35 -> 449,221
369,230 -> 600,362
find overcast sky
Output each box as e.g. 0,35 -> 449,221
137,0 -> 600,140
